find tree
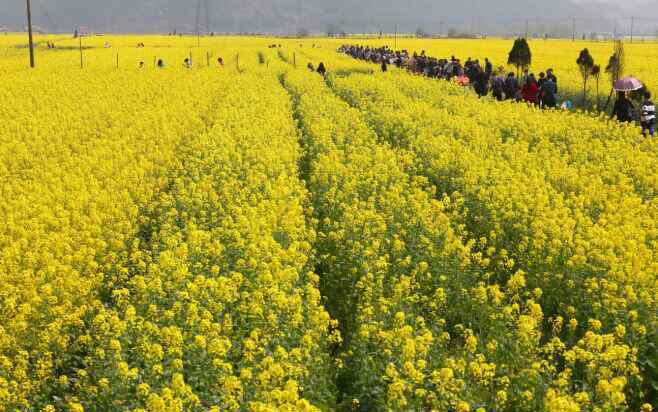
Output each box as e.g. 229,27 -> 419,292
605,40 -> 625,85
604,40 -> 625,110
326,23 -> 338,37
577,48 -> 595,105
591,64 -> 601,108
296,27 -> 310,38
416,27 -> 428,38
508,38 -> 531,78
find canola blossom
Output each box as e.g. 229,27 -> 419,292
0,35 -> 656,412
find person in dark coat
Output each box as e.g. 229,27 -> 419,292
547,69 -> 558,93
505,73 -> 518,101
317,62 -> 327,76
491,69 -> 505,101
641,91 -> 656,136
612,91 -> 635,123
381,60 -> 388,72
485,58 -> 493,76
540,77 -> 557,108
475,68 -> 489,98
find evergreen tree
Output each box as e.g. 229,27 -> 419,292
508,38 -> 531,78
577,48 -> 595,105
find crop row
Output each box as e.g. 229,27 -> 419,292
0,69 -> 336,411
328,71 -> 656,411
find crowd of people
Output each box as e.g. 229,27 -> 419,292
135,56 -> 225,70
340,44 -> 655,135
339,44 -> 562,109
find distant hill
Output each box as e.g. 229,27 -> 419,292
0,0 -> 645,36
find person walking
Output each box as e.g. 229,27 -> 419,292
381,60 -> 388,72
317,62 -> 327,76
505,73 -> 518,101
547,69 -> 558,93
540,76 -> 557,109
641,91 -> 656,136
485,58 -> 493,77
491,69 -> 505,101
537,72 -> 546,107
612,91 -> 635,123
522,75 -> 539,105
475,67 -> 489,98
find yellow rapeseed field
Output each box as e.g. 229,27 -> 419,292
0,34 -> 656,412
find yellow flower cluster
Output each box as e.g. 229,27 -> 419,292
327,68 -> 657,410
0,35 -> 656,411
0,45 -> 335,410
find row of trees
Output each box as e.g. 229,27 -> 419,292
507,38 -> 628,108
576,41 -> 626,108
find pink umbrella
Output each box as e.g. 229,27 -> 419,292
614,76 -> 644,92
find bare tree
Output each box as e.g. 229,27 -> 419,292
604,40 -> 625,110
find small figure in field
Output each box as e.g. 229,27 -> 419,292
317,62 -> 327,76
104,41 -> 110,48
381,60 -> 388,72
547,68 -> 558,93
521,74 -> 539,105
491,68 -> 505,101
521,68 -> 530,85
537,72 -> 546,107
307,62 -> 315,72
612,91 -> 634,123
138,60 -> 145,69
478,67 -> 490,97
641,91 -> 656,136
217,57 -> 224,66
157,59 -> 166,68
484,58 -> 493,77
183,58 -> 193,69
539,75 -> 557,109
504,72 -> 518,101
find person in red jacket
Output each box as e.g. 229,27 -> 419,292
522,74 -> 539,105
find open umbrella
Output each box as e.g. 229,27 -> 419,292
614,76 -> 644,92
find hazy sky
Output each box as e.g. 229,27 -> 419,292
0,0 -> 652,34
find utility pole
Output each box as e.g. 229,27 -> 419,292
525,19 -> 529,39
630,16 -> 635,43
204,0 -> 210,34
194,0 -> 212,41
394,23 -> 398,49
572,17 -> 576,42
79,35 -> 83,68
26,0 -> 35,68
613,19 -> 617,40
